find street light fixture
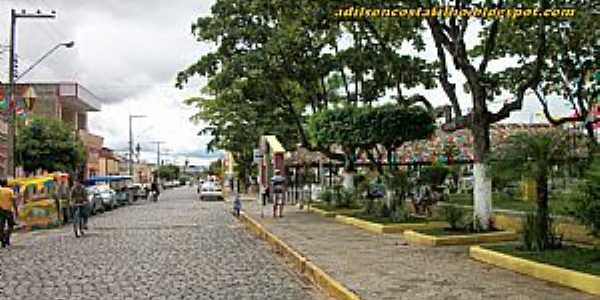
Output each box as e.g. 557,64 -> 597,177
129,114 -> 146,176
5,9 -> 57,177
16,41 -> 75,81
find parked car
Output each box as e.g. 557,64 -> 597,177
199,182 -> 224,201
115,188 -> 132,206
86,186 -> 104,215
95,187 -> 117,210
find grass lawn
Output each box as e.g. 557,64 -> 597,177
414,227 -> 500,236
344,212 -> 432,225
486,244 -> 600,276
447,192 -> 572,215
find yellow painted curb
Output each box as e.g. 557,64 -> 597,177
470,246 -> 600,296
404,230 -> 519,247
335,215 -> 447,234
238,212 -> 362,300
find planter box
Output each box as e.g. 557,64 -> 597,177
335,215 -> 447,234
404,230 -> 518,247
470,246 -> 600,296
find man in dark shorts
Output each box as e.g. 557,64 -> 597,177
271,170 -> 286,218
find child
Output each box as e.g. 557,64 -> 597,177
233,193 -> 242,217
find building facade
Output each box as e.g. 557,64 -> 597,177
0,83 -> 102,178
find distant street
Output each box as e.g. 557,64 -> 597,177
0,187 -> 321,300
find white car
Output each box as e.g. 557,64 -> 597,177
199,182 -> 224,201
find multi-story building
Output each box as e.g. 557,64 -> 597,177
0,83 -> 103,178
99,147 -> 121,176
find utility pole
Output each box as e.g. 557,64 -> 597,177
128,114 -> 146,176
6,9 -> 56,178
150,141 -> 165,174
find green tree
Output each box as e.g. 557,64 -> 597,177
491,131 -> 571,250
523,3 -> 600,149
424,0 -> 550,229
176,0 -> 439,190
16,117 -> 86,175
309,103 -> 435,190
208,159 -> 223,178
158,164 -> 180,181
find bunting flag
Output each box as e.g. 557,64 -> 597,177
0,95 -> 8,111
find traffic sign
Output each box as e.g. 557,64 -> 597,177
253,149 -> 263,163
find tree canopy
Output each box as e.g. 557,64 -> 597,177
309,103 -> 435,174
16,117 -> 86,175
158,164 -> 180,181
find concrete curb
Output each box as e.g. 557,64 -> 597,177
237,212 -> 362,300
470,246 -> 600,296
334,215 -> 448,234
404,230 -> 519,247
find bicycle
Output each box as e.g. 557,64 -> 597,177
150,190 -> 159,202
72,204 -> 86,238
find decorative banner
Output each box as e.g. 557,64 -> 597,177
0,95 -> 8,111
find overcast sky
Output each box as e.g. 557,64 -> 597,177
0,1 -> 573,166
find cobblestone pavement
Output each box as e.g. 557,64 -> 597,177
0,187 -> 322,300
243,199 -> 599,300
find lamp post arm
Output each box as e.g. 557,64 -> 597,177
16,44 -> 63,82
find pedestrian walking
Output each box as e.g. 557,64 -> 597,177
233,193 -> 241,217
271,169 -> 286,218
0,178 -> 18,248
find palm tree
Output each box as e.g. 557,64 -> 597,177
491,130 -> 571,250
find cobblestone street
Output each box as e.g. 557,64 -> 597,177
0,187 -> 321,300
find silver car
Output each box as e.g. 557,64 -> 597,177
86,186 -> 104,215
95,188 -> 117,210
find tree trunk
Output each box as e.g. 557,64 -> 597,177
342,170 -> 354,191
472,114 -> 493,230
536,173 -> 550,249
585,122 -> 598,154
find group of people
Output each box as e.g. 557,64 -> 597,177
0,178 -> 90,248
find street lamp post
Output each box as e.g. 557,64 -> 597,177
16,41 -> 75,81
6,9 -> 57,178
129,114 -> 146,176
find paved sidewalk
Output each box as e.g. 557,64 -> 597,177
242,200 -> 598,300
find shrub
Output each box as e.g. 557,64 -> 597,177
335,188 -> 354,208
319,188 -> 333,205
521,211 -> 562,251
441,205 -> 466,230
390,202 -> 411,223
568,157 -> 600,237
376,200 -> 391,218
420,165 -> 450,186
363,198 -> 375,215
